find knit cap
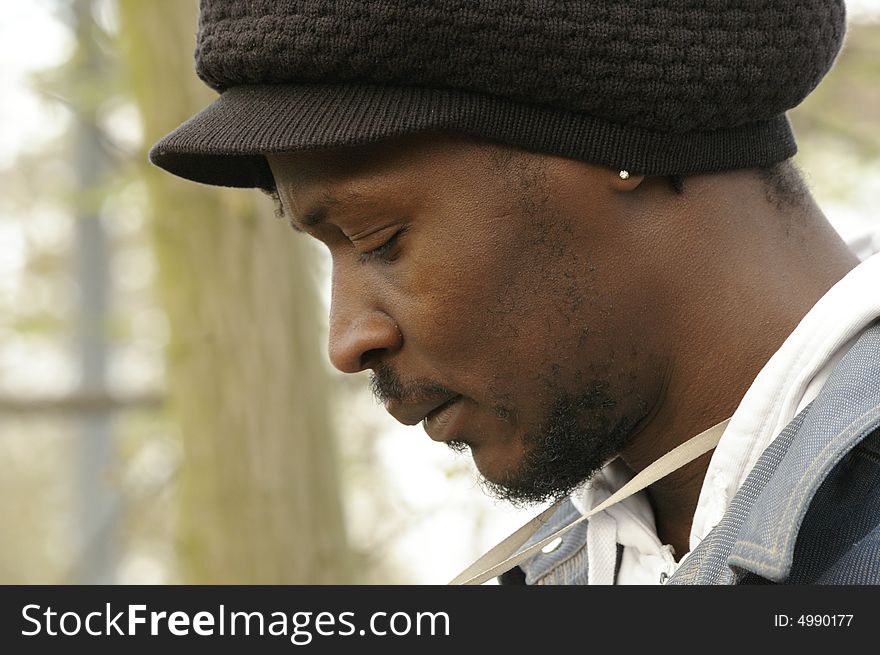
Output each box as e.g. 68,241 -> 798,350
150,0 -> 847,189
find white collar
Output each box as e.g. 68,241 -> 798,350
571,251 -> 880,583
690,251 -> 880,550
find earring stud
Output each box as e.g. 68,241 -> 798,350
619,170 -> 630,180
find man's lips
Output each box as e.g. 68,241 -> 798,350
385,394 -> 460,426
422,395 -> 464,443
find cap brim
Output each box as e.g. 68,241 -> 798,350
150,82 -> 797,188
149,83 -> 510,189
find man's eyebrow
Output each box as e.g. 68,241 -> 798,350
288,190 -> 368,233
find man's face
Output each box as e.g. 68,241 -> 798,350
267,134 -> 665,505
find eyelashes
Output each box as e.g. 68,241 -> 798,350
357,226 -> 407,264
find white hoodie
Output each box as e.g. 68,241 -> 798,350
570,250 -> 880,584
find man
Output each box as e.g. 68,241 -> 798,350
151,1 -> 880,584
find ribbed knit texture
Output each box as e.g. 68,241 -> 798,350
151,0 -> 847,189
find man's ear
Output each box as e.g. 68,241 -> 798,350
610,170 -> 646,192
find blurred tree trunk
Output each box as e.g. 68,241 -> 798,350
116,0 -> 354,583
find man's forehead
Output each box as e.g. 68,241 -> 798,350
267,132 -> 524,186
281,188 -> 383,233
267,147 -> 423,232
266,147 -> 377,225
266,134 -> 501,228
267,149 -> 371,190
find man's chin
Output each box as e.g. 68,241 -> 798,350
477,472 -> 571,508
446,439 -> 470,455
449,441 -> 576,508
450,439 -> 521,487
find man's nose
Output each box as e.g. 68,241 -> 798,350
327,291 -> 402,374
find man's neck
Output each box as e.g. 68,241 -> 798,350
617,175 -> 859,557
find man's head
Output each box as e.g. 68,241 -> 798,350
266,134 -> 669,504
150,1 -> 848,506
151,1 -> 847,189
263,132 -> 822,504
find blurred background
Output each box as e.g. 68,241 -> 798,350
1,0 -> 878,585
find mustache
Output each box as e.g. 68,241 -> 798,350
369,362 -> 453,405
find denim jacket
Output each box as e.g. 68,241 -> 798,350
505,322 -> 880,585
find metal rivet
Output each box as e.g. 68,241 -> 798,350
541,537 -> 563,554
